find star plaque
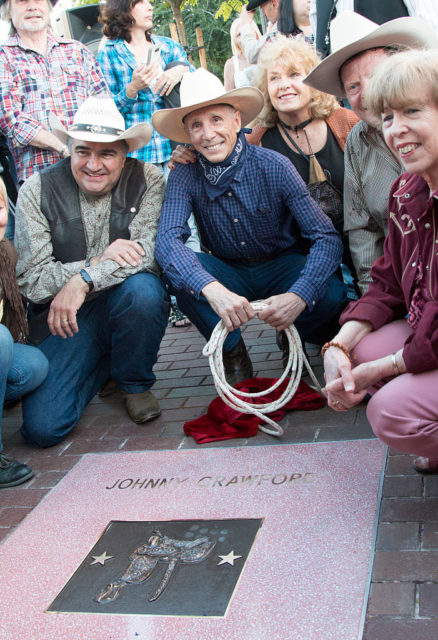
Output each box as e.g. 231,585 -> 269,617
48,519 -> 263,617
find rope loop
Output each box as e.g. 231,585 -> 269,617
203,301 -> 322,437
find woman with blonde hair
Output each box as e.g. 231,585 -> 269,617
248,36 -> 357,237
224,17 -> 261,91
323,48 -> 438,474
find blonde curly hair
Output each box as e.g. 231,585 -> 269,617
251,36 -> 338,128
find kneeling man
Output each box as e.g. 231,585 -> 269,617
15,98 -> 169,447
153,70 -> 346,384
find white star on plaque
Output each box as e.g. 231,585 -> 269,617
217,550 -> 242,566
90,551 -> 113,566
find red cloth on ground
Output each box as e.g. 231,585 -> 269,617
183,377 -> 326,444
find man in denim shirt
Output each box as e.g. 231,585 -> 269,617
154,69 -> 345,385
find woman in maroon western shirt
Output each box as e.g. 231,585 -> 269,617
322,49 -> 438,474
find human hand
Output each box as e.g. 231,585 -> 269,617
155,65 -> 188,96
97,239 -> 145,268
325,357 -> 391,410
47,274 -> 88,338
128,61 -> 161,95
258,292 -> 307,331
202,281 -> 255,331
322,345 -> 355,410
168,144 -> 196,170
240,5 -> 255,23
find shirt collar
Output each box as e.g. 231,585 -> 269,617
393,172 -> 438,217
4,29 -> 64,52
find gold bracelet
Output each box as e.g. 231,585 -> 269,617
321,341 -> 350,360
391,352 -> 400,376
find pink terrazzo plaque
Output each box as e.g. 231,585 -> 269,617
0,441 -> 385,640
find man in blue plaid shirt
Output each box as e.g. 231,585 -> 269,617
153,69 -> 346,385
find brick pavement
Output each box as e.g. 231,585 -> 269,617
1,318 -> 437,639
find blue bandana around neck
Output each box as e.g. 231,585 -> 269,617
196,129 -> 249,200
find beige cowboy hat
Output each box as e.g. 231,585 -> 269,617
49,97 -> 152,152
304,11 -> 438,97
151,68 -> 264,144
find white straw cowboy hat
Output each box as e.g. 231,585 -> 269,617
151,68 -> 264,144
304,11 -> 438,97
49,97 -> 152,152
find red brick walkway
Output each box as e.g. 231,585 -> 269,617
1,319 -> 437,639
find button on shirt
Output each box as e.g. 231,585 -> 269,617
0,32 -> 109,182
155,145 -> 343,310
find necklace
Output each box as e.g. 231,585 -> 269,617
279,117 -> 313,138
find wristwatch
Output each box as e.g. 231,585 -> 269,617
80,268 -> 94,293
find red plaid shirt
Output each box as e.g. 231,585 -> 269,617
0,31 -> 109,182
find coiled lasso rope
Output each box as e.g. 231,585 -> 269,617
202,301 -> 323,438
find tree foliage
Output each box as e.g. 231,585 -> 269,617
153,0 -> 242,80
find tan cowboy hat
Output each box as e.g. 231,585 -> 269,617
151,68 -> 264,144
49,97 -> 152,152
304,11 -> 438,97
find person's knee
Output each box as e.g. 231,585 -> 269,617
113,274 -> 168,319
0,324 -> 14,366
33,350 -> 49,388
11,346 -> 49,392
323,274 -> 348,312
366,393 -> 397,444
20,420 -> 65,448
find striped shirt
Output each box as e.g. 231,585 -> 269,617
343,121 -> 402,294
0,31 -> 109,182
155,144 -> 343,310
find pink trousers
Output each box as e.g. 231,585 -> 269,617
353,319 -> 438,459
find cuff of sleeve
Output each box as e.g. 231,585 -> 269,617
61,261 -> 85,284
120,89 -> 138,107
184,272 -> 216,299
14,122 -> 43,147
340,298 -> 394,329
288,280 -> 317,312
83,263 -> 110,292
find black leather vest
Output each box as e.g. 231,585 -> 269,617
28,157 -> 147,344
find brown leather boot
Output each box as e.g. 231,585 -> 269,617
223,337 -> 253,387
122,390 -> 161,424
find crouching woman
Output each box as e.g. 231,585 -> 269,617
322,49 -> 438,474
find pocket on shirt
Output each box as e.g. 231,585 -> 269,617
16,71 -> 46,111
58,65 -> 89,100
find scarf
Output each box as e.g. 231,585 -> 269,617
0,238 -> 28,341
183,377 -> 325,444
197,129 -> 249,200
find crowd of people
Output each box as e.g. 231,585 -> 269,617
1,0 -> 438,489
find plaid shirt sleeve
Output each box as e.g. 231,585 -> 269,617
0,52 -> 42,146
155,165 -> 217,297
97,43 -> 136,115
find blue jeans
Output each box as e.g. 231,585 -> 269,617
21,273 -> 169,448
172,252 -> 346,351
0,324 -> 49,452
